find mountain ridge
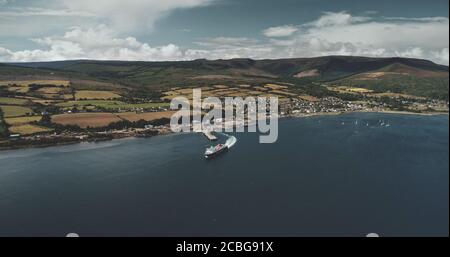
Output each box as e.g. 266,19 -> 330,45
1,55 -> 448,100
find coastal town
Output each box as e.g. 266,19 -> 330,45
1,79 -> 448,150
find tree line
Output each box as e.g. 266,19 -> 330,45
0,108 -> 9,138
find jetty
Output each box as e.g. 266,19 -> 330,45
202,131 -> 218,141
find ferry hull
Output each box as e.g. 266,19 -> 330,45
205,146 -> 229,159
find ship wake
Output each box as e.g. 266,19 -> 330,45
222,133 -> 237,148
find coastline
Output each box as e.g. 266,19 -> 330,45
360,110 -> 449,116
289,110 -> 449,119
0,110 -> 448,152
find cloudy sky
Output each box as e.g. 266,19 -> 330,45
0,0 -> 448,64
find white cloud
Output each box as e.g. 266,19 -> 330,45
0,47 -> 13,59
0,25 -> 184,62
0,27 -> 273,61
263,25 -> 298,37
0,0 -> 215,35
189,12 -> 448,65
302,13 -> 448,50
313,11 -> 371,27
432,48 -> 449,65
62,0 -> 215,31
0,11 -> 448,65
257,11 -> 449,64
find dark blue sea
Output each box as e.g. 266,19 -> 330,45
0,113 -> 448,237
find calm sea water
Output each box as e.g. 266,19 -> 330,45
0,113 -> 448,237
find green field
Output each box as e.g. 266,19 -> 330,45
56,100 -> 170,110
0,105 -> 34,118
75,90 -> 121,100
0,97 -> 30,105
5,116 -> 42,126
8,124 -> 53,135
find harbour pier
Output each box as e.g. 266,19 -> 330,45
202,131 -> 218,141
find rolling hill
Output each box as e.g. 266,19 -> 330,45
2,56 -> 449,99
